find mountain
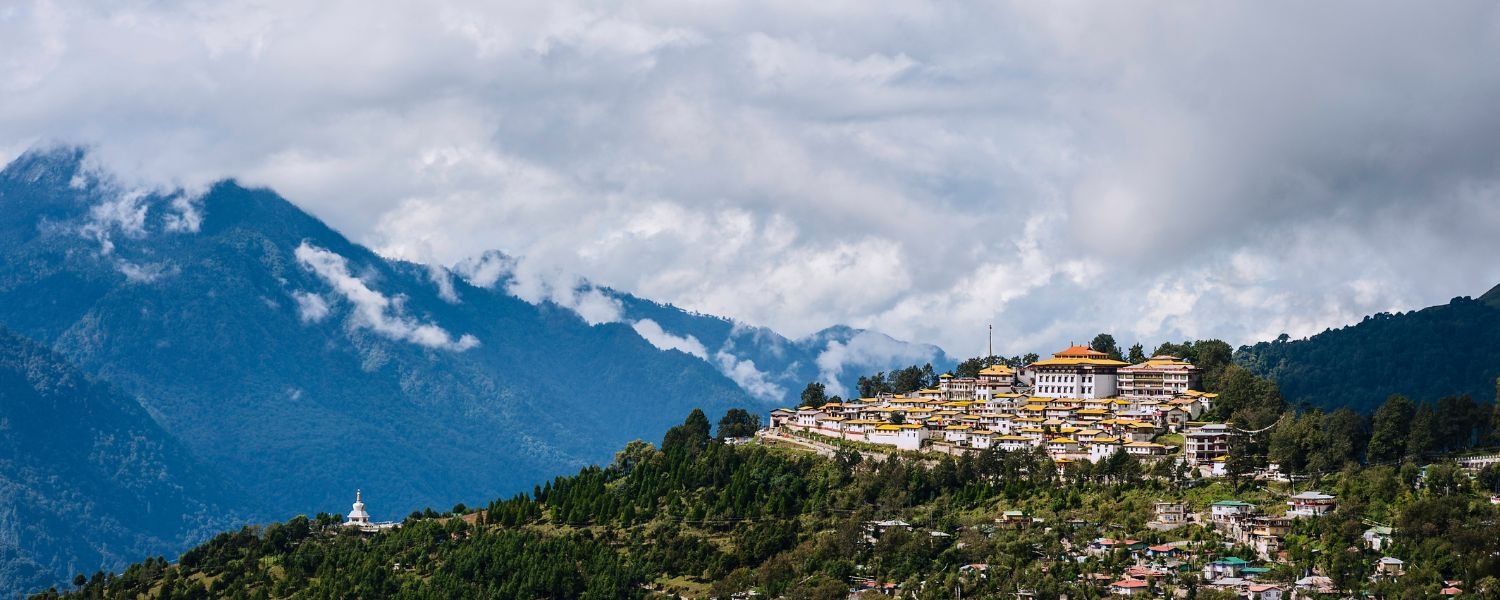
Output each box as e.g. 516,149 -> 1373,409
452,252 -> 955,405
0,147 -> 757,518
1236,291 -> 1500,413
0,327 -> 249,598
0,145 -> 948,515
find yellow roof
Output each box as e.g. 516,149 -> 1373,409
1047,437 -> 1078,444
979,364 -> 1016,376
945,425 -> 973,431
1078,408 -> 1109,415
1093,436 -> 1121,443
996,435 -> 1030,441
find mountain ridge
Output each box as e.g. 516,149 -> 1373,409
1236,292 -> 1500,412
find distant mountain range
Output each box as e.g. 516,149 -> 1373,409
0,147 -> 949,595
1236,287 -> 1500,413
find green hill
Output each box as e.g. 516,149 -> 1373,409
36,410 -> 1500,600
1236,293 -> 1500,413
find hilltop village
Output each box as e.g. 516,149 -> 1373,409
772,345 -> 1232,473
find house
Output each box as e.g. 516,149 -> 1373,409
1245,584 -> 1281,600
996,510 -> 1032,529
868,423 -> 927,451
1376,556 -> 1405,577
1362,526 -> 1393,551
1186,424 -> 1233,465
1118,355 -> 1201,399
1210,500 -> 1256,521
1124,441 -> 1169,457
1145,544 -> 1180,558
1203,557 -> 1251,579
995,435 -> 1033,452
1108,578 -> 1149,596
1293,576 -> 1335,596
1046,437 -> 1081,456
1286,491 -> 1336,517
1153,502 -> 1187,526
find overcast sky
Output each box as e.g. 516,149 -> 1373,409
5,1 -> 1500,358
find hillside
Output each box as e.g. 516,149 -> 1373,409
40,410 -> 1500,600
1237,293 -> 1500,413
0,327 -> 250,599
0,146 -> 755,517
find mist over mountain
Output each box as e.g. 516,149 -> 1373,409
0,143 -> 947,526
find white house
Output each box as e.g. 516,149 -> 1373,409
1287,491 -> 1337,517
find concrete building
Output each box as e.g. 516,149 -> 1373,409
1025,345 -> 1127,399
1287,491 -> 1337,517
1186,424 -> 1234,465
1117,355 -> 1202,399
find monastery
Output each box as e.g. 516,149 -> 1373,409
771,345 -> 1227,473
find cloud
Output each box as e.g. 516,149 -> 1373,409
814,330 -> 944,397
7,2 -> 1500,356
115,259 -> 177,283
80,190 -> 148,255
630,318 -> 708,359
293,242 -> 479,350
428,264 -> 460,303
714,350 -> 785,402
291,290 -> 331,323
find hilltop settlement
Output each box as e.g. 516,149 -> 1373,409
773,345 -> 1228,471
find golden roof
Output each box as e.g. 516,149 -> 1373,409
979,364 -> 1016,376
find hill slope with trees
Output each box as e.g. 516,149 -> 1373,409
1236,291 -> 1500,413
38,402 -> 1500,600
0,327 -> 251,598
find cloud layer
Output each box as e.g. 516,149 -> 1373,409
6,2 -> 1500,355
294,243 -> 479,351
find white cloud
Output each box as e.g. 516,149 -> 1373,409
80,190 -> 148,255
115,259 -> 177,283
291,290 -> 331,323
294,242 -> 479,351
630,318 -> 707,359
814,330 -> 943,397
714,350 -> 784,402
428,264 -> 460,303
7,2 -> 1500,356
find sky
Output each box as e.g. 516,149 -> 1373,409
4,1 -> 1500,358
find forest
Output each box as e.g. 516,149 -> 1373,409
35,335 -> 1500,600
1237,291 -> 1500,413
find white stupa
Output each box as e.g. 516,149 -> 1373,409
345,489 -> 371,527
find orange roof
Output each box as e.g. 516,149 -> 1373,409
1054,345 -> 1107,358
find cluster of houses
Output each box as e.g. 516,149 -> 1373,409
772,345 -> 1232,470
1203,492 -> 1335,562
857,496 -> 1355,599
1097,492 -> 1439,598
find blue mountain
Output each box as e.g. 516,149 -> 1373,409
0,327 -> 249,598
0,146 -> 951,593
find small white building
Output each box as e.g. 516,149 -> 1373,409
1287,491 -> 1337,517
1210,500 -> 1256,521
